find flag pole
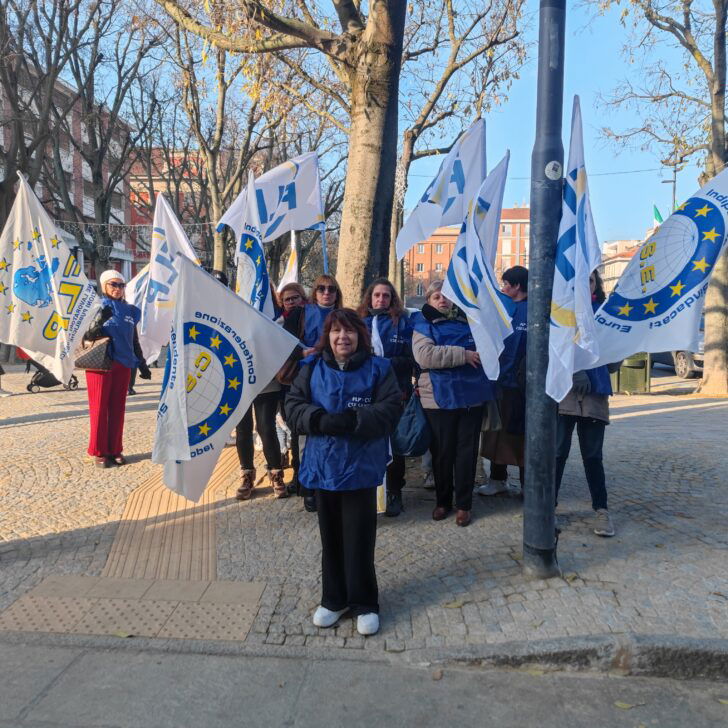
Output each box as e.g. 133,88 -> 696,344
523,0 -> 565,579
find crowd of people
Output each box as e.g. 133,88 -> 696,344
14,264 -> 615,638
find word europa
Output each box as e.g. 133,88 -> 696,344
194,311 -> 257,383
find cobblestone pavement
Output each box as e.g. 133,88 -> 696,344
1,366 -> 727,660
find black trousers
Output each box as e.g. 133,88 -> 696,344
317,487 -> 378,616
236,391 -> 282,470
555,415 -> 608,511
490,463 -> 524,485
386,454 -> 406,495
425,406 -> 484,511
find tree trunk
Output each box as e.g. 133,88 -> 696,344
388,131 -> 413,294
335,1 -> 406,306
698,2 -> 728,395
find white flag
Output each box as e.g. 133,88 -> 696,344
593,168 -> 728,365
442,153 -> 514,380
125,263 -> 155,361
277,231 -> 298,291
396,119 -> 486,260
546,97 -> 603,402
137,195 -> 199,364
219,152 -> 325,244
224,172 -> 276,318
0,174 -> 98,383
152,257 -> 298,502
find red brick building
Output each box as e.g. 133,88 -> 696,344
404,205 -> 531,299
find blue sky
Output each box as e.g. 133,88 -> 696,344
403,3 -> 705,243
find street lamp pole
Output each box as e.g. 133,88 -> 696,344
523,0 -> 566,579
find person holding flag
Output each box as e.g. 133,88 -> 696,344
412,281 -> 493,528
83,270 -> 151,468
358,278 -> 414,518
478,266 -> 529,496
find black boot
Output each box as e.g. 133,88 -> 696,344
385,491 -> 403,517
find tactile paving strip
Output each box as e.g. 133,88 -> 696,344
158,602 -> 258,641
0,596 -> 96,633
71,598 -> 178,637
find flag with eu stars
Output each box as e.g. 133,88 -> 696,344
152,257 -> 298,502
0,173 -> 98,384
442,152 -> 514,380
546,96 -> 603,403
593,168 -> 728,366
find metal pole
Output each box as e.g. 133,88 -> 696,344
523,0 -> 565,579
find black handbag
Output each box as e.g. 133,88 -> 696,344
75,337 -> 113,372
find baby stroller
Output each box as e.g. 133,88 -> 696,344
23,356 -> 78,393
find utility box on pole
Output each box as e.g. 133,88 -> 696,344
523,0 -> 566,579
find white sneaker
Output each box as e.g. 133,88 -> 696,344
423,471 -> 435,490
313,605 -> 348,628
356,612 -> 379,636
476,478 -> 509,496
593,509 -> 615,537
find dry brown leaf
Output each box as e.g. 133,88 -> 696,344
443,599 -> 465,609
432,669 -> 444,681
717,698 -> 728,705
614,701 -> 644,710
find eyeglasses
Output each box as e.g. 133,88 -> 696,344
108,281 -> 126,289
282,295 -> 301,304
316,285 -> 337,294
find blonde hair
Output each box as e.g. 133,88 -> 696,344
425,279 -> 444,301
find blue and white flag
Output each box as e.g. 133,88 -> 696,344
277,231 -> 298,291
0,173 -> 98,383
219,152 -> 325,242
442,152 -> 514,380
546,97 -> 602,402
152,257 -> 298,502
396,119 -> 486,260
223,171 -> 276,318
593,168 -> 728,365
138,195 -> 199,364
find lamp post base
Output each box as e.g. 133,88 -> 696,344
523,542 -> 561,580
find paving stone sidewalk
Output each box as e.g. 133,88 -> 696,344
1,367 -> 727,660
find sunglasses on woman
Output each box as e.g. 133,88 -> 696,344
108,281 -> 126,289
316,284 -> 337,294
283,295 -> 301,304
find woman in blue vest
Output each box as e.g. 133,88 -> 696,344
412,280 -> 493,527
285,308 -> 401,636
358,278 -> 414,518
83,270 -> 151,468
295,274 -> 344,512
479,266 -> 528,496
555,270 -> 618,537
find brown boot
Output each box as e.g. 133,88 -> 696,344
236,468 -> 255,500
269,468 -> 287,498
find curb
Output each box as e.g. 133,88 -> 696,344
411,633 -> 728,680
1,631 -> 727,680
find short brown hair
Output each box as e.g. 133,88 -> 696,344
312,274 -> 344,308
315,308 -> 371,356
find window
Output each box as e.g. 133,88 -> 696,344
434,263 -> 443,272
416,263 -> 424,272
435,243 -> 443,254
417,244 -> 425,253
502,239 -> 512,255
416,282 -> 424,296
501,224 -> 512,235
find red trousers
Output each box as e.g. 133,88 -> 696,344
86,361 -> 131,457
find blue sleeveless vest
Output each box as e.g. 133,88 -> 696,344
498,299 -> 527,387
302,304 -> 333,348
299,355 -> 392,491
363,313 -> 413,358
413,315 -> 493,409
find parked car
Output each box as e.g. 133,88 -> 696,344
652,317 -> 704,379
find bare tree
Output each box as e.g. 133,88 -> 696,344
0,0 -> 93,223
42,0 -> 161,271
155,0 -> 407,303
596,0 -> 728,394
388,0 -> 527,288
